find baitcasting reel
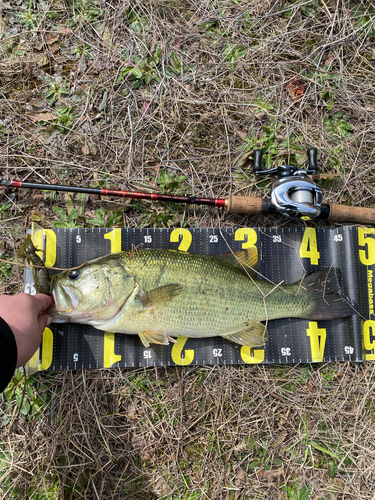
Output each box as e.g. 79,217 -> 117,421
253,148 -> 323,219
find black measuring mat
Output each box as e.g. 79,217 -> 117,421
24,226 -> 375,374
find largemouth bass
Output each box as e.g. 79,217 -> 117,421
49,249 -> 353,348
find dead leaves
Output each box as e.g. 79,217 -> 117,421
284,74 -> 306,102
131,434 -> 154,462
27,112 -> 57,122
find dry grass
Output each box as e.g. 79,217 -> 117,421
1,0 -> 375,498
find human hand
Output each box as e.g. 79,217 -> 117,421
0,293 -> 54,367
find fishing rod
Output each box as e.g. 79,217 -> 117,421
1,148 -> 374,224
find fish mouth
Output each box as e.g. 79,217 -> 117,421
53,283 -> 82,313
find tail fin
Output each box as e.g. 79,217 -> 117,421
302,268 -> 354,320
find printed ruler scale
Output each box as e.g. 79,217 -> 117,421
24,225 -> 375,375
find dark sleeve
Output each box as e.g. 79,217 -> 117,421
0,317 -> 17,392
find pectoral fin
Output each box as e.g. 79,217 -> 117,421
139,329 -> 170,347
138,284 -> 183,311
222,321 -> 268,347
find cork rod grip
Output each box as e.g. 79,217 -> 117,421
225,195 -> 264,214
328,204 -> 375,224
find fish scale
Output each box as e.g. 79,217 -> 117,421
49,249 -> 354,348
122,250 -> 290,332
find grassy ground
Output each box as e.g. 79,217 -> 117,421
0,0 -> 375,498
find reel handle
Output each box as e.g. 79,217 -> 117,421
252,149 -> 264,173
307,148 -> 318,173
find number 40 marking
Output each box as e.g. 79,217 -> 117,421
306,322 -> 326,362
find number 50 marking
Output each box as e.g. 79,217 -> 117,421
358,227 -> 375,266
363,320 -> 375,360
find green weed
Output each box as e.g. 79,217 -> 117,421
42,190 -> 57,203
71,42 -> 93,59
126,7 -> 150,33
166,51 -> 196,77
86,207 -> 123,227
54,106 -> 75,132
0,201 -> 12,219
18,9 -> 38,29
306,67 -> 342,111
282,483 -> 312,500
242,117 -> 306,172
2,370 -> 46,420
44,77 -> 70,104
323,113 -> 354,138
0,443 -> 60,498
66,0 -> 103,25
117,46 -> 195,89
52,205 -> 81,228
117,48 -> 162,88
0,253 -> 12,279
156,170 -> 189,195
223,43 -> 246,68
351,4 -> 375,39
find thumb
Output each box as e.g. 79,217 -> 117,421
38,313 -> 53,331
33,294 -> 55,314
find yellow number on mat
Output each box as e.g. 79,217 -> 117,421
32,228 -> 57,267
171,337 -> 194,365
240,346 -> 264,364
299,228 -> 320,265
103,332 -> 122,367
306,322 -> 326,362
235,228 -> 257,251
358,228 -> 375,266
27,327 -> 54,373
104,228 -> 122,253
363,320 -> 375,360
170,228 -> 192,252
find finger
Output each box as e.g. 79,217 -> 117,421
33,294 -> 55,313
38,313 -> 53,331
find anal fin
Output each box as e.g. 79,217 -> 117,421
222,321 -> 268,347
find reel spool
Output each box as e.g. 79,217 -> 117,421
253,148 -> 323,219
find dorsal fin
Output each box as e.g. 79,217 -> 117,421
215,248 -> 259,272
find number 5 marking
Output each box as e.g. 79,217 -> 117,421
363,320 -> 375,360
358,228 -> 375,266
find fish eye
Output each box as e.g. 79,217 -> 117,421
68,270 -> 80,280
